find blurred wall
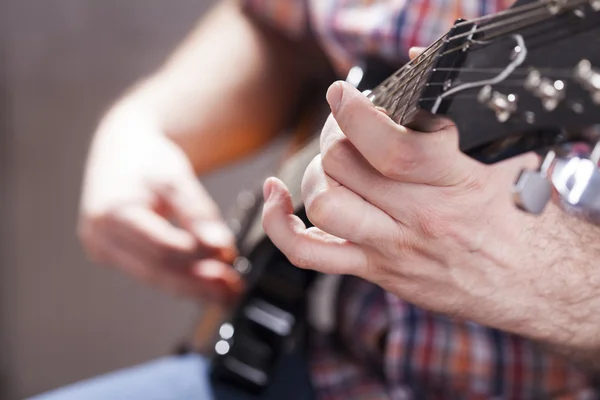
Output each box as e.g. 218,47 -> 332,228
1,1 -> 286,398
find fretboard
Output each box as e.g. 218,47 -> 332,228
367,18 -> 477,126
369,45 -> 442,125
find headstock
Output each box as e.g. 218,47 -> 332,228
366,0 -> 600,223
436,0 -> 600,161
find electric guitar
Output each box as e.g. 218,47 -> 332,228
188,0 -> 600,394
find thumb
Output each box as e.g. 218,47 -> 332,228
158,171 -> 237,261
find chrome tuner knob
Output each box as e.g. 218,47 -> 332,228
524,70 -> 565,111
513,151 -> 554,214
514,142 -> 600,225
478,85 -> 518,123
549,142 -> 600,224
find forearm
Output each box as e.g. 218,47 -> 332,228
523,202 -> 600,374
99,0 -> 331,175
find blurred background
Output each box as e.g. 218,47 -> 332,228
0,1 -> 288,398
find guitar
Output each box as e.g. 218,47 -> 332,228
187,0 -> 600,394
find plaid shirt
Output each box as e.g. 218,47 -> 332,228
243,1 -> 599,398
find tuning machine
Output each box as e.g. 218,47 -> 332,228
545,0 -> 568,14
513,140 -> 600,225
513,152 -> 554,214
524,70 -> 566,111
478,85 -> 518,122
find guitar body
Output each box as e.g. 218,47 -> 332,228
185,62 -> 396,394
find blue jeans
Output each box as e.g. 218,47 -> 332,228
29,351 -> 315,400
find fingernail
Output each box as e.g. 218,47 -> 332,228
194,221 -> 234,249
326,81 -> 344,114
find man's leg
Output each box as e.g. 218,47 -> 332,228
29,350 -> 314,400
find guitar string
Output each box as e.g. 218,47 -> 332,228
439,7 -> 590,57
377,4 -> 592,117
444,0 -> 589,44
431,68 -> 577,74
375,0 -> 580,86
372,7 -> 569,109
372,0 -> 588,99
450,0 -> 580,28
384,0 -> 588,89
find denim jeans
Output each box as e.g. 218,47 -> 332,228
29,350 -> 315,400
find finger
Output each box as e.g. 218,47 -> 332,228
191,259 -> 246,303
97,230 -> 239,302
262,177 -> 368,276
155,172 -> 236,259
106,206 -> 201,263
319,132 -> 432,223
409,47 -> 425,59
324,80 -> 477,186
301,155 -> 401,247
99,210 -> 244,301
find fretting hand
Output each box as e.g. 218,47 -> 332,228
262,76 -> 600,352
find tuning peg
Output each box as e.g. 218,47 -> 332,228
549,145 -> 600,224
524,70 -> 566,111
477,85 -> 518,123
513,152 -> 554,214
514,141 -> 600,225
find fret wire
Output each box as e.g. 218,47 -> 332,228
389,44 -> 440,94
376,43 -> 442,110
451,0 -> 556,30
401,63 -> 432,124
373,0 -> 590,122
388,49 -> 439,120
392,72 -> 421,122
371,39 -> 444,103
379,0 -> 588,102
391,64 -> 420,120
375,0 -> 588,102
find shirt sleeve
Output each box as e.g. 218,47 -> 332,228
241,0 -> 309,38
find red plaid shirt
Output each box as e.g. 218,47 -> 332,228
244,0 -> 599,398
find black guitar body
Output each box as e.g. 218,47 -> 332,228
209,212 -> 316,394
208,67 -> 395,394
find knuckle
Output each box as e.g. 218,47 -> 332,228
389,222 -> 418,261
321,136 -> 352,173
153,178 -> 179,198
286,245 -> 314,269
379,143 -> 418,179
154,241 -> 186,265
305,190 -> 337,229
411,207 -> 449,240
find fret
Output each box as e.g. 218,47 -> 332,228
390,65 -> 418,121
369,40 -> 443,124
395,55 -> 433,122
401,54 -> 437,125
391,50 -> 439,123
